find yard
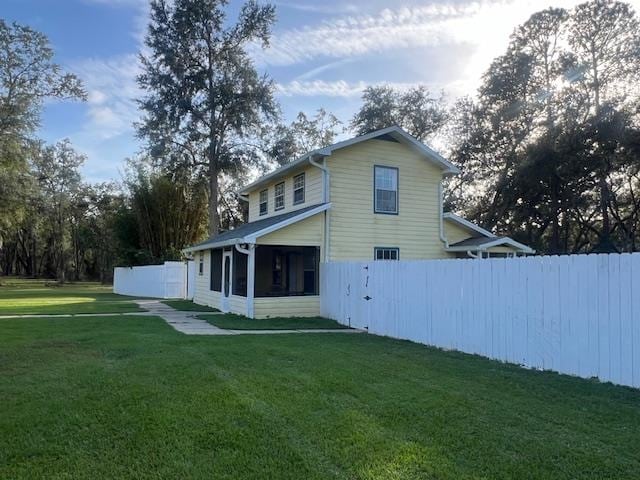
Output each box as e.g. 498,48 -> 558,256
0,278 -> 144,315
1,282 -> 639,479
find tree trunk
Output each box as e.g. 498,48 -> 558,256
208,150 -> 220,237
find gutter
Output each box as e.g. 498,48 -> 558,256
309,155 -> 331,262
438,181 -> 449,249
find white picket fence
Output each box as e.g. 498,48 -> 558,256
321,253 -> 640,388
113,261 -> 195,299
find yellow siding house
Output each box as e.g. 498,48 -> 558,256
184,126 -> 533,318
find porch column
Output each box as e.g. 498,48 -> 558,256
246,244 -> 256,318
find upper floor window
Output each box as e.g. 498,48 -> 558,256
293,173 -> 305,205
274,182 -> 285,210
374,247 -> 399,260
259,189 -> 268,216
374,166 -> 398,214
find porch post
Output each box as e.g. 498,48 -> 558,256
247,244 -> 255,318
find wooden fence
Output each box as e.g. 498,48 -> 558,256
320,253 -> 640,388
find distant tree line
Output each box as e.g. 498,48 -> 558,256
1,0 -> 640,283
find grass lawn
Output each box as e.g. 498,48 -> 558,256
161,299 -> 219,312
1,315 -> 639,479
201,313 -> 350,330
0,278 -> 145,315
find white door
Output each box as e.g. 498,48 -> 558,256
221,251 -> 232,312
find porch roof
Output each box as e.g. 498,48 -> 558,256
184,203 -> 330,253
446,236 -> 535,254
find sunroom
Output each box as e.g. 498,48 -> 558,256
184,204 -> 329,318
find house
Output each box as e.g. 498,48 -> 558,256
184,126 -> 533,318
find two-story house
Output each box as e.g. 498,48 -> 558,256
185,126 -> 533,318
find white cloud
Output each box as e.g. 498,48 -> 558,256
71,54 -> 142,140
252,2 -> 488,66
276,79 -> 428,97
274,1 -> 359,14
259,0 -> 640,97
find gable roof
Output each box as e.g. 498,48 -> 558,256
443,212 -> 497,239
447,236 -> 535,254
443,212 -> 534,254
239,126 -> 460,195
184,203 -> 330,252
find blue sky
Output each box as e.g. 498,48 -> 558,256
5,0 -> 640,182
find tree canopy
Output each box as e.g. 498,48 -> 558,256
137,0 -> 278,236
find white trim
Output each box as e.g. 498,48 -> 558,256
235,243 -> 255,318
238,126 -> 459,195
220,250 -> 233,312
183,238 -> 241,253
446,237 -> 535,254
443,212 -> 497,239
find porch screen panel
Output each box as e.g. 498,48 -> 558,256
254,245 -> 319,297
210,249 -> 222,291
232,249 -> 248,296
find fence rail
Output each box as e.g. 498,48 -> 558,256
113,261 -> 195,299
321,253 -> 640,388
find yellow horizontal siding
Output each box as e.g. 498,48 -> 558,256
247,165 -> 323,222
487,245 -> 520,254
229,295 -> 247,315
327,139 -> 448,260
256,213 -> 324,246
444,219 -> 475,245
253,296 -> 320,318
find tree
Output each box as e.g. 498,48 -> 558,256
0,20 -> 85,245
350,85 -> 448,141
568,0 -> 640,250
448,0 -> 640,254
119,163 -> 209,264
137,0 -> 278,237
31,140 -> 85,282
267,108 -> 341,166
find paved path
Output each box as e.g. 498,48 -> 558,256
0,300 -> 363,336
134,299 -> 232,335
135,299 -> 363,336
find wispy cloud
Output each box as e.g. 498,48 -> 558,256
276,79 -> 428,97
274,1 -> 359,14
294,58 -> 355,81
253,2 -> 489,66
71,54 -> 142,140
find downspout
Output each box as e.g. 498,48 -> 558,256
438,181 -> 449,249
235,242 -> 255,318
309,155 -> 331,262
466,250 -> 480,259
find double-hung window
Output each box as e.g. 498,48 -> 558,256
374,166 -> 398,214
198,252 -> 204,275
259,189 -> 268,216
374,247 -> 399,261
293,173 -> 305,205
274,182 -> 285,210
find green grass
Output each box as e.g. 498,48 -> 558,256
1,315 -> 639,479
0,278 -> 145,315
161,299 -> 219,312
201,313 -> 350,330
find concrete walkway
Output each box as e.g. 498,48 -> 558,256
0,300 -> 362,336
134,299 -> 232,335
134,299 -> 363,336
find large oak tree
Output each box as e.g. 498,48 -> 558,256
137,0 -> 278,236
